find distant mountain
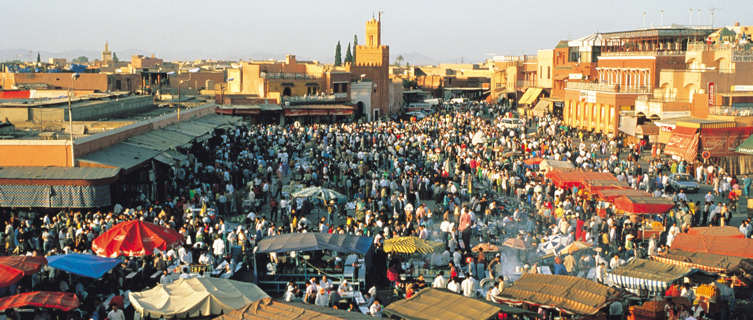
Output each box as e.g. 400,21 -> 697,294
0,48 -> 170,63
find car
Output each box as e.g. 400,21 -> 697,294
668,173 -> 700,193
499,118 -> 525,129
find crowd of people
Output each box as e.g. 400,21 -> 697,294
1,101 -> 751,319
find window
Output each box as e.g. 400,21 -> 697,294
547,67 -> 551,79
568,47 -> 580,62
591,46 -> 601,63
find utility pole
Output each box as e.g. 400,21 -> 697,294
67,73 -> 80,167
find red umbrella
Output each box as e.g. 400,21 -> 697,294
92,220 -> 183,258
0,256 -> 47,288
0,291 -> 80,311
524,157 -> 543,165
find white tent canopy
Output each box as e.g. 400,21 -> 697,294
129,278 -> 269,318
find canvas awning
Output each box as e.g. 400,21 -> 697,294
518,88 -> 543,105
532,100 -> 550,117
606,258 -> 691,294
664,126 -> 699,162
0,291 -> 79,311
129,278 -> 269,318
737,134 -> 753,154
584,179 -> 629,193
618,115 -> 638,137
255,233 -> 372,255
545,170 -> 616,189
700,127 -> 753,157
595,188 -> 652,202
670,234 -> 753,259
384,288 -> 532,320
539,159 -> 575,172
613,196 -> 674,214
636,123 -> 660,136
686,226 -> 745,239
0,167 -> 119,208
650,249 -> 746,274
214,297 -> 371,320
495,274 -> 621,316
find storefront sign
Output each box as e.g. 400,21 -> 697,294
569,73 -> 583,80
579,90 -> 596,103
708,82 -> 716,106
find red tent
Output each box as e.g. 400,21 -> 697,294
613,196 -> 674,214
686,226 -> 745,239
595,188 -> 651,202
671,234 -> 753,259
584,179 -> 629,193
0,291 -> 80,311
92,220 -> 183,258
0,256 -> 47,288
546,170 -> 617,189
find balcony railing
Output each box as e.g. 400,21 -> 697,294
600,50 -> 685,57
566,82 -> 651,94
260,72 -> 320,80
709,106 -> 753,117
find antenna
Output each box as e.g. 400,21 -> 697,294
689,8 -> 694,25
642,11 -> 647,28
709,8 -> 718,28
378,10 -> 383,22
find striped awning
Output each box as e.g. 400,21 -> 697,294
382,236 -> 443,255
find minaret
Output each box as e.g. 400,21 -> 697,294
102,41 -> 113,65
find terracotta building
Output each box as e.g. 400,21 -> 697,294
348,14 -> 390,119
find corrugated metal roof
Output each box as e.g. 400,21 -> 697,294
78,114 -> 241,171
0,167 -> 120,180
79,143 -> 162,171
126,130 -> 194,151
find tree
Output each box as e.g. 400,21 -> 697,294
113,52 -> 119,63
334,41 -> 342,66
73,56 -> 88,63
353,34 -> 358,60
36,52 -> 40,63
395,55 -> 404,66
345,43 -> 353,64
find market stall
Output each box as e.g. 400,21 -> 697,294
92,220 -> 183,258
128,278 -> 269,318
214,297 -> 371,320
686,226 -> 745,239
594,188 -> 651,202
613,196 -> 674,214
494,274 -> 622,318
0,291 -> 79,312
0,256 -> 47,288
539,159 -> 575,173
385,288 -> 535,320
670,234 -> 753,259
606,258 -> 691,295
46,253 -> 121,279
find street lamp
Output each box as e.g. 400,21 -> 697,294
68,72 -> 80,167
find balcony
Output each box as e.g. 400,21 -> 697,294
600,50 -> 685,57
566,82 -> 651,94
260,72 -> 320,80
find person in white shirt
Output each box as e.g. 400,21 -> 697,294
369,299 -> 382,317
107,304 -> 125,320
432,271 -> 447,288
461,276 -> 477,298
447,278 -> 460,293
319,275 -> 333,292
212,236 -> 225,257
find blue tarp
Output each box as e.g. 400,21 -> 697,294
47,253 -> 121,278
256,233 -> 373,255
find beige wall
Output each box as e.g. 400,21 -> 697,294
537,49 -> 553,89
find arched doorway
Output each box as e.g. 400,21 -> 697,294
356,102 -> 365,120
282,87 -> 292,97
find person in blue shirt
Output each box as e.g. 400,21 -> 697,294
553,257 -> 567,275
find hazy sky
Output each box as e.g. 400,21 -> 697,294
1,0 -> 748,63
